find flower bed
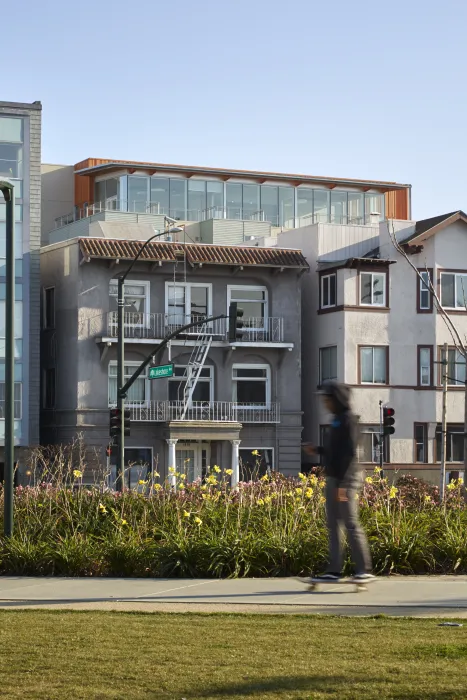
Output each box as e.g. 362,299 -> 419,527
0,467 -> 466,578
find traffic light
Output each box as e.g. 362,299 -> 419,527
109,408 -> 131,438
228,302 -> 245,342
383,406 -> 395,436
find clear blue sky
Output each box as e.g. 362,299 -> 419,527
5,0 -> 467,219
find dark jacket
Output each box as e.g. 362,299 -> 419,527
316,382 -> 361,485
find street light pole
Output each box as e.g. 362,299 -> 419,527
115,221 -> 182,492
0,180 -> 15,537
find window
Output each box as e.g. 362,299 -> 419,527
444,348 -> 466,386
314,190 -> 329,223
436,425 -> 464,462
414,424 -> 427,463
0,301 -> 23,358
440,272 -> 467,309
360,347 -> 387,384
109,280 -> 149,326
321,273 -> 336,309
364,193 -> 385,222
359,426 -> 388,463
0,382 -> 22,419
347,192 -> 364,224
0,143 -> 23,179
43,287 -> 55,329
278,187 -> 294,227
127,176 -> 148,212
187,180 -> 206,221
169,178 -> 186,220
43,368 -> 56,409
320,346 -> 337,384
360,272 -> 386,306
108,363 -> 147,406
418,270 -> 432,311
297,187 -> 314,222
165,282 -> 211,326
227,286 -> 267,326
168,366 -> 213,402
330,191 -> 347,224
124,448 -> 153,489
239,448 -> 274,480
260,185 -> 279,226
150,177 -> 170,214
206,181 -> 224,214
232,365 -> 270,404
418,346 -> 432,386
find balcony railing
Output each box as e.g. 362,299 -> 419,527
102,312 -> 285,343
128,401 -> 280,423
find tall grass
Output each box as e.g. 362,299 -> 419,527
0,446 -> 466,578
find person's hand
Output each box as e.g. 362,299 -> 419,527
336,488 -> 348,502
301,443 -> 316,456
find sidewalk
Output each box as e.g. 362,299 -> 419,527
0,576 -> 466,616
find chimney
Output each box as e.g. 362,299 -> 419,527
369,212 -> 380,225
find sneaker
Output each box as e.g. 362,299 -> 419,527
352,573 -> 376,582
313,572 -> 342,581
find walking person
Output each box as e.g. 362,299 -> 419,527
302,381 -> 374,582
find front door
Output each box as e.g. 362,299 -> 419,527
176,442 -> 210,482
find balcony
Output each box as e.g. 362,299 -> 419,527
100,312 -> 285,344
128,401 -> 280,423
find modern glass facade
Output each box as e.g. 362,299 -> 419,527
94,174 -> 386,227
0,115 -> 24,441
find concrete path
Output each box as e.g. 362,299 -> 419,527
0,576 -> 466,616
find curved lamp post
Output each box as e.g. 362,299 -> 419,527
0,179 -> 15,536
115,220 -> 183,492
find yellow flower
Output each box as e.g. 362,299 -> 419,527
225,469 -> 233,476
153,471 -> 160,478
447,481 -> 457,491
295,497 -> 302,504
319,496 -> 326,504
365,476 -> 373,484
424,494 -> 431,503
194,516 -> 202,525
201,484 -> 207,491
252,450 -> 260,456
98,503 -> 107,514
264,495 -> 272,504
153,483 -> 162,491
168,466 -> 176,474
183,510 -> 190,518
295,487 -> 302,495
260,474 -> 269,482
286,491 -> 293,497
121,519 -> 128,525
206,475 -> 218,485
389,486 -> 398,499
298,472 -> 307,481
257,498 -> 265,506
213,465 -> 221,473
138,479 -> 148,485
318,480 -> 325,489
310,475 -> 318,485
73,469 -> 83,479
459,477 -> 464,485
202,493 -> 210,500
374,466 -> 380,474
305,488 -> 314,499
179,474 -> 186,481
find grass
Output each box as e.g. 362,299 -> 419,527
0,611 -> 466,699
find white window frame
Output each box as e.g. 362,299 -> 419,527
108,361 -> 148,408
419,271 -> 431,310
360,346 -> 388,385
239,447 -> 275,473
320,273 -> 336,309
232,363 -> 271,407
359,425 -> 388,463
168,365 -> 214,402
165,281 -> 212,323
360,271 -> 386,307
43,286 -> 55,330
227,285 -> 269,330
319,345 -> 337,385
440,272 -> 467,310
109,279 -> 150,328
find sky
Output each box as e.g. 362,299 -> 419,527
4,0 -> 467,219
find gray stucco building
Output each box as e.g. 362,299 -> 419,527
0,100 -> 42,479
40,230 -> 308,483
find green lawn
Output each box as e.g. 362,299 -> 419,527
0,611 -> 466,699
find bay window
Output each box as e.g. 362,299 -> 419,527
321,273 -> 336,309
440,272 -> 467,309
360,272 -> 386,306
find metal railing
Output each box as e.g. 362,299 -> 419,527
103,312 -> 284,343
129,401 -> 280,423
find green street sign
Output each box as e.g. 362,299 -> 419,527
149,363 -> 174,380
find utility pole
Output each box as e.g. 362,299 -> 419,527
440,342 -> 448,501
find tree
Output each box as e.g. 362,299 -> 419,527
388,221 -> 467,501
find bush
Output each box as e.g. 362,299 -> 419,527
0,465 -> 465,578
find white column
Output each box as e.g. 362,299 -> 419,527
231,439 -> 241,488
167,438 -> 178,489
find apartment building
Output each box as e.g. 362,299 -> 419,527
278,210 -> 467,485
0,100 -> 42,479
40,230 -> 308,483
